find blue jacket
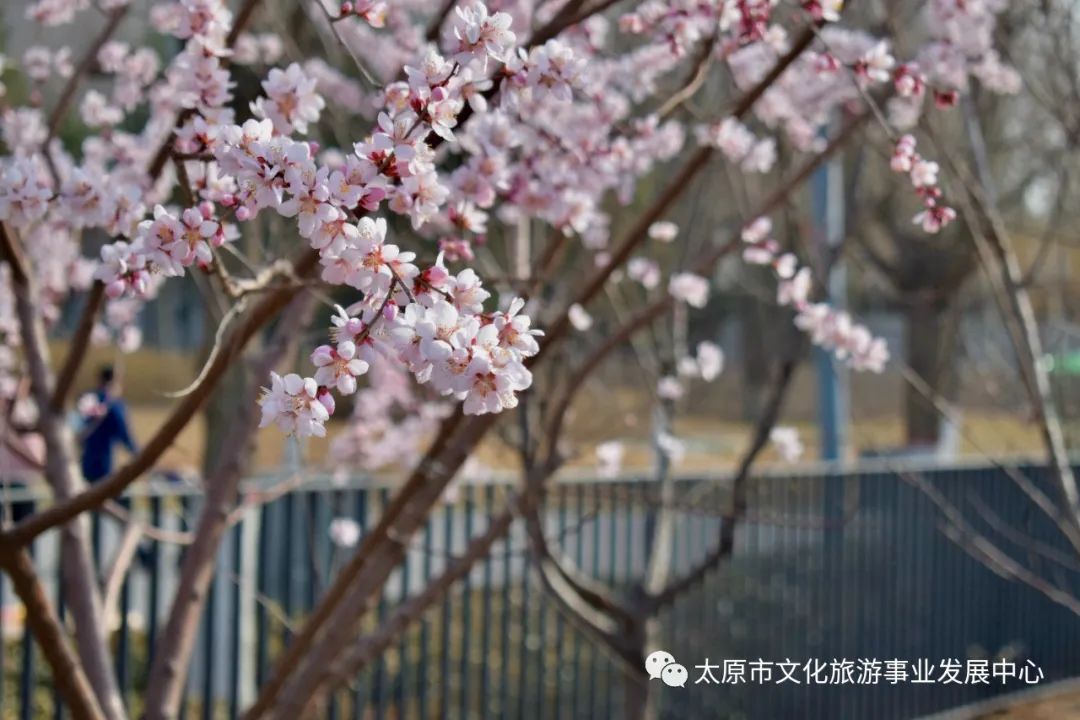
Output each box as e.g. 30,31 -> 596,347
80,392 -> 137,482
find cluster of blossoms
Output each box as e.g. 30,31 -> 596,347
890,134 -> 957,234
0,0 -> 1023,465
657,340 -> 725,401
329,355 -> 451,473
742,217 -> 888,372
340,0 -> 388,29
96,203 -> 230,297
695,117 -> 776,173
253,6 -> 556,437
328,516 -> 361,549
595,440 -> 626,478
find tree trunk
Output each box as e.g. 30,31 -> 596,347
739,298 -> 770,421
144,295 -> 314,719
198,292 -> 249,476
903,298 -> 956,447
622,616 -> 656,720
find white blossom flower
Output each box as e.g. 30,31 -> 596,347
770,426 -> 804,463
647,221 -> 678,243
258,372 -> 331,437
668,273 -> 709,308
568,304 -> 593,331
328,517 -> 361,548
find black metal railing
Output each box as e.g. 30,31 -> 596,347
2,460 -> 1079,719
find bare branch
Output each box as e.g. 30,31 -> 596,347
143,292 -> 316,719
101,521 -> 144,627
52,282 -> 106,411
316,508 -> 515,702
947,106 -> 1080,523
243,409 -> 480,719
1,222 -> 126,718
657,32 -> 719,120
0,248 -> 321,547
904,472 -> 1080,616
649,345 -> 801,610
44,6 -> 129,144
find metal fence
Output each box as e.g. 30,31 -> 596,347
2,460 -> 1080,719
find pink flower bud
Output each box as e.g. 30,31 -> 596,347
340,1 -> 353,15
317,388 -> 336,415
425,264 -> 450,286
235,206 -> 252,221
933,89 -> 958,108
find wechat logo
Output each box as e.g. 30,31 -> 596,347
645,650 -> 688,688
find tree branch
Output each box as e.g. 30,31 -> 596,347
242,409 -> 479,718
143,292 -> 316,719
0,249 -> 320,547
0,222 -> 125,719
904,471 -> 1080,616
952,106 -> 1080,523
0,549 -> 105,720
101,521 -> 144,629
44,6 -> 129,144
312,508 -> 516,709
648,344 -> 801,610
51,282 -> 106,411
539,22 -> 824,352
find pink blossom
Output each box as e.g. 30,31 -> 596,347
568,304 -> 593,332
668,273 -> 709,309
452,3 -> 516,70
596,440 -> 624,478
647,221 -> 678,243
770,427 -> 804,463
328,517 -> 361,548
657,376 -> 684,400
258,372 -> 330,437
252,63 -> 325,136
696,341 -> 724,382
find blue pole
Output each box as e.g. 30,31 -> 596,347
811,136 -> 849,462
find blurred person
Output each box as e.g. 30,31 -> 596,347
79,365 -> 138,484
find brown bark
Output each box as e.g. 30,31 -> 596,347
259,413 -> 498,719
903,297 -> 958,446
1,249 -> 321,547
0,549 -> 105,720
1,223 -> 126,720
142,293 -> 315,720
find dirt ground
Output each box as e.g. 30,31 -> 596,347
990,693 -> 1080,719
927,683 -> 1080,719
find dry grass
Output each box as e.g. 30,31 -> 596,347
65,343 -> 1047,476
126,389 -> 1046,477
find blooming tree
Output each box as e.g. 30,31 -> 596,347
0,0 -> 1052,718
